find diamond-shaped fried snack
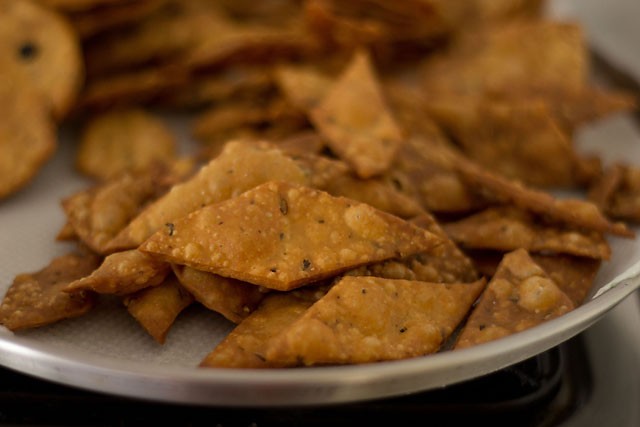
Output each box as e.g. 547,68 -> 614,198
427,98 -> 580,188
421,21 -> 587,97
321,170 -> 424,219
454,155 -> 634,238
140,181 -> 442,290
172,264 -> 266,324
347,212 -> 478,284
61,163 -> 191,255
454,249 -> 575,350
274,64 -> 332,111
124,273 -> 194,344
265,276 -> 486,366
64,249 -> 170,296
310,49 -> 403,178
200,286 -> 327,368
531,254 -> 601,307
588,162 -> 640,223
442,206 -> 612,260
106,140 -> 309,251
0,253 -> 100,331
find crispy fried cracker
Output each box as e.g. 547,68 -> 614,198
172,264 -> 266,324
76,108 -> 177,181
124,273 -> 194,344
0,79 -> 56,200
0,253 -> 100,331
347,212 -> 479,284
454,249 -> 575,350
265,276 -> 486,366
200,286 -> 327,368
589,163 -> 640,223
531,254 -> 601,307
454,154 -> 634,237
61,163 -> 191,254
106,140 -> 309,251
64,249 -> 170,296
274,64 -> 332,111
0,0 -> 83,119
310,49 -> 404,178
442,206 -> 612,259
427,98 -> 580,188
140,181 -> 441,290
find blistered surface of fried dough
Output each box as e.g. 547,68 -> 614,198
172,265 -> 266,324
386,134 -> 486,214
124,274 -> 194,344
321,172 -> 424,219
65,249 -> 170,296
310,50 -> 403,179
454,249 -> 575,350
427,98 -> 579,188
347,212 -> 478,284
76,108 -> 177,181
200,286 -> 326,369
454,154 -> 634,237
443,206 -> 612,260
265,276 -> 486,366
0,81 -> 56,200
141,181 -> 441,290
531,254 -> 601,307
61,167 -> 182,254
0,0 -> 83,119
0,253 -> 100,331
107,140 -> 309,251
589,163 -> 640,223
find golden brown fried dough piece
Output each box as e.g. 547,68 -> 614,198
124,274 -> 194,344
65,249 -> 170,296
310,49 -> 403,178
265,276 -> 486,366
0,80 -> 56,200
172,265 -> 266,324
442,206 -> 612,260
200,286 -> 327,369
76,108 -> 177,181
106,140 -> 309,251
0,0 -> 83,119
140,181 -> 442,290
0,253 -> 100,331
589,163 -> 640,223
454,249 -> 575,350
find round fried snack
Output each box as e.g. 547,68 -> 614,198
0,0 -> 83,119
76,108 -> 177,181
0,77 -> 56,200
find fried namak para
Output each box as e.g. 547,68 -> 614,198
0,252 -> 100,331
76,108 -> 178,181
124,273 -> 194,344
106,140 -> 310,251
310,49 -> 404,178
427,98 -> 581,188
60,161 -> 192,254
140,181 -> 442,290
64,249 -> 170,296
454,154 -> 634,238
265,276 -> 486,366
588,162 -> 640,223
442,206 -> 612,260
347,212 -> 479,284
454,249 -> 575,350
172,264 -> 266,324
200,286 -> 327,369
